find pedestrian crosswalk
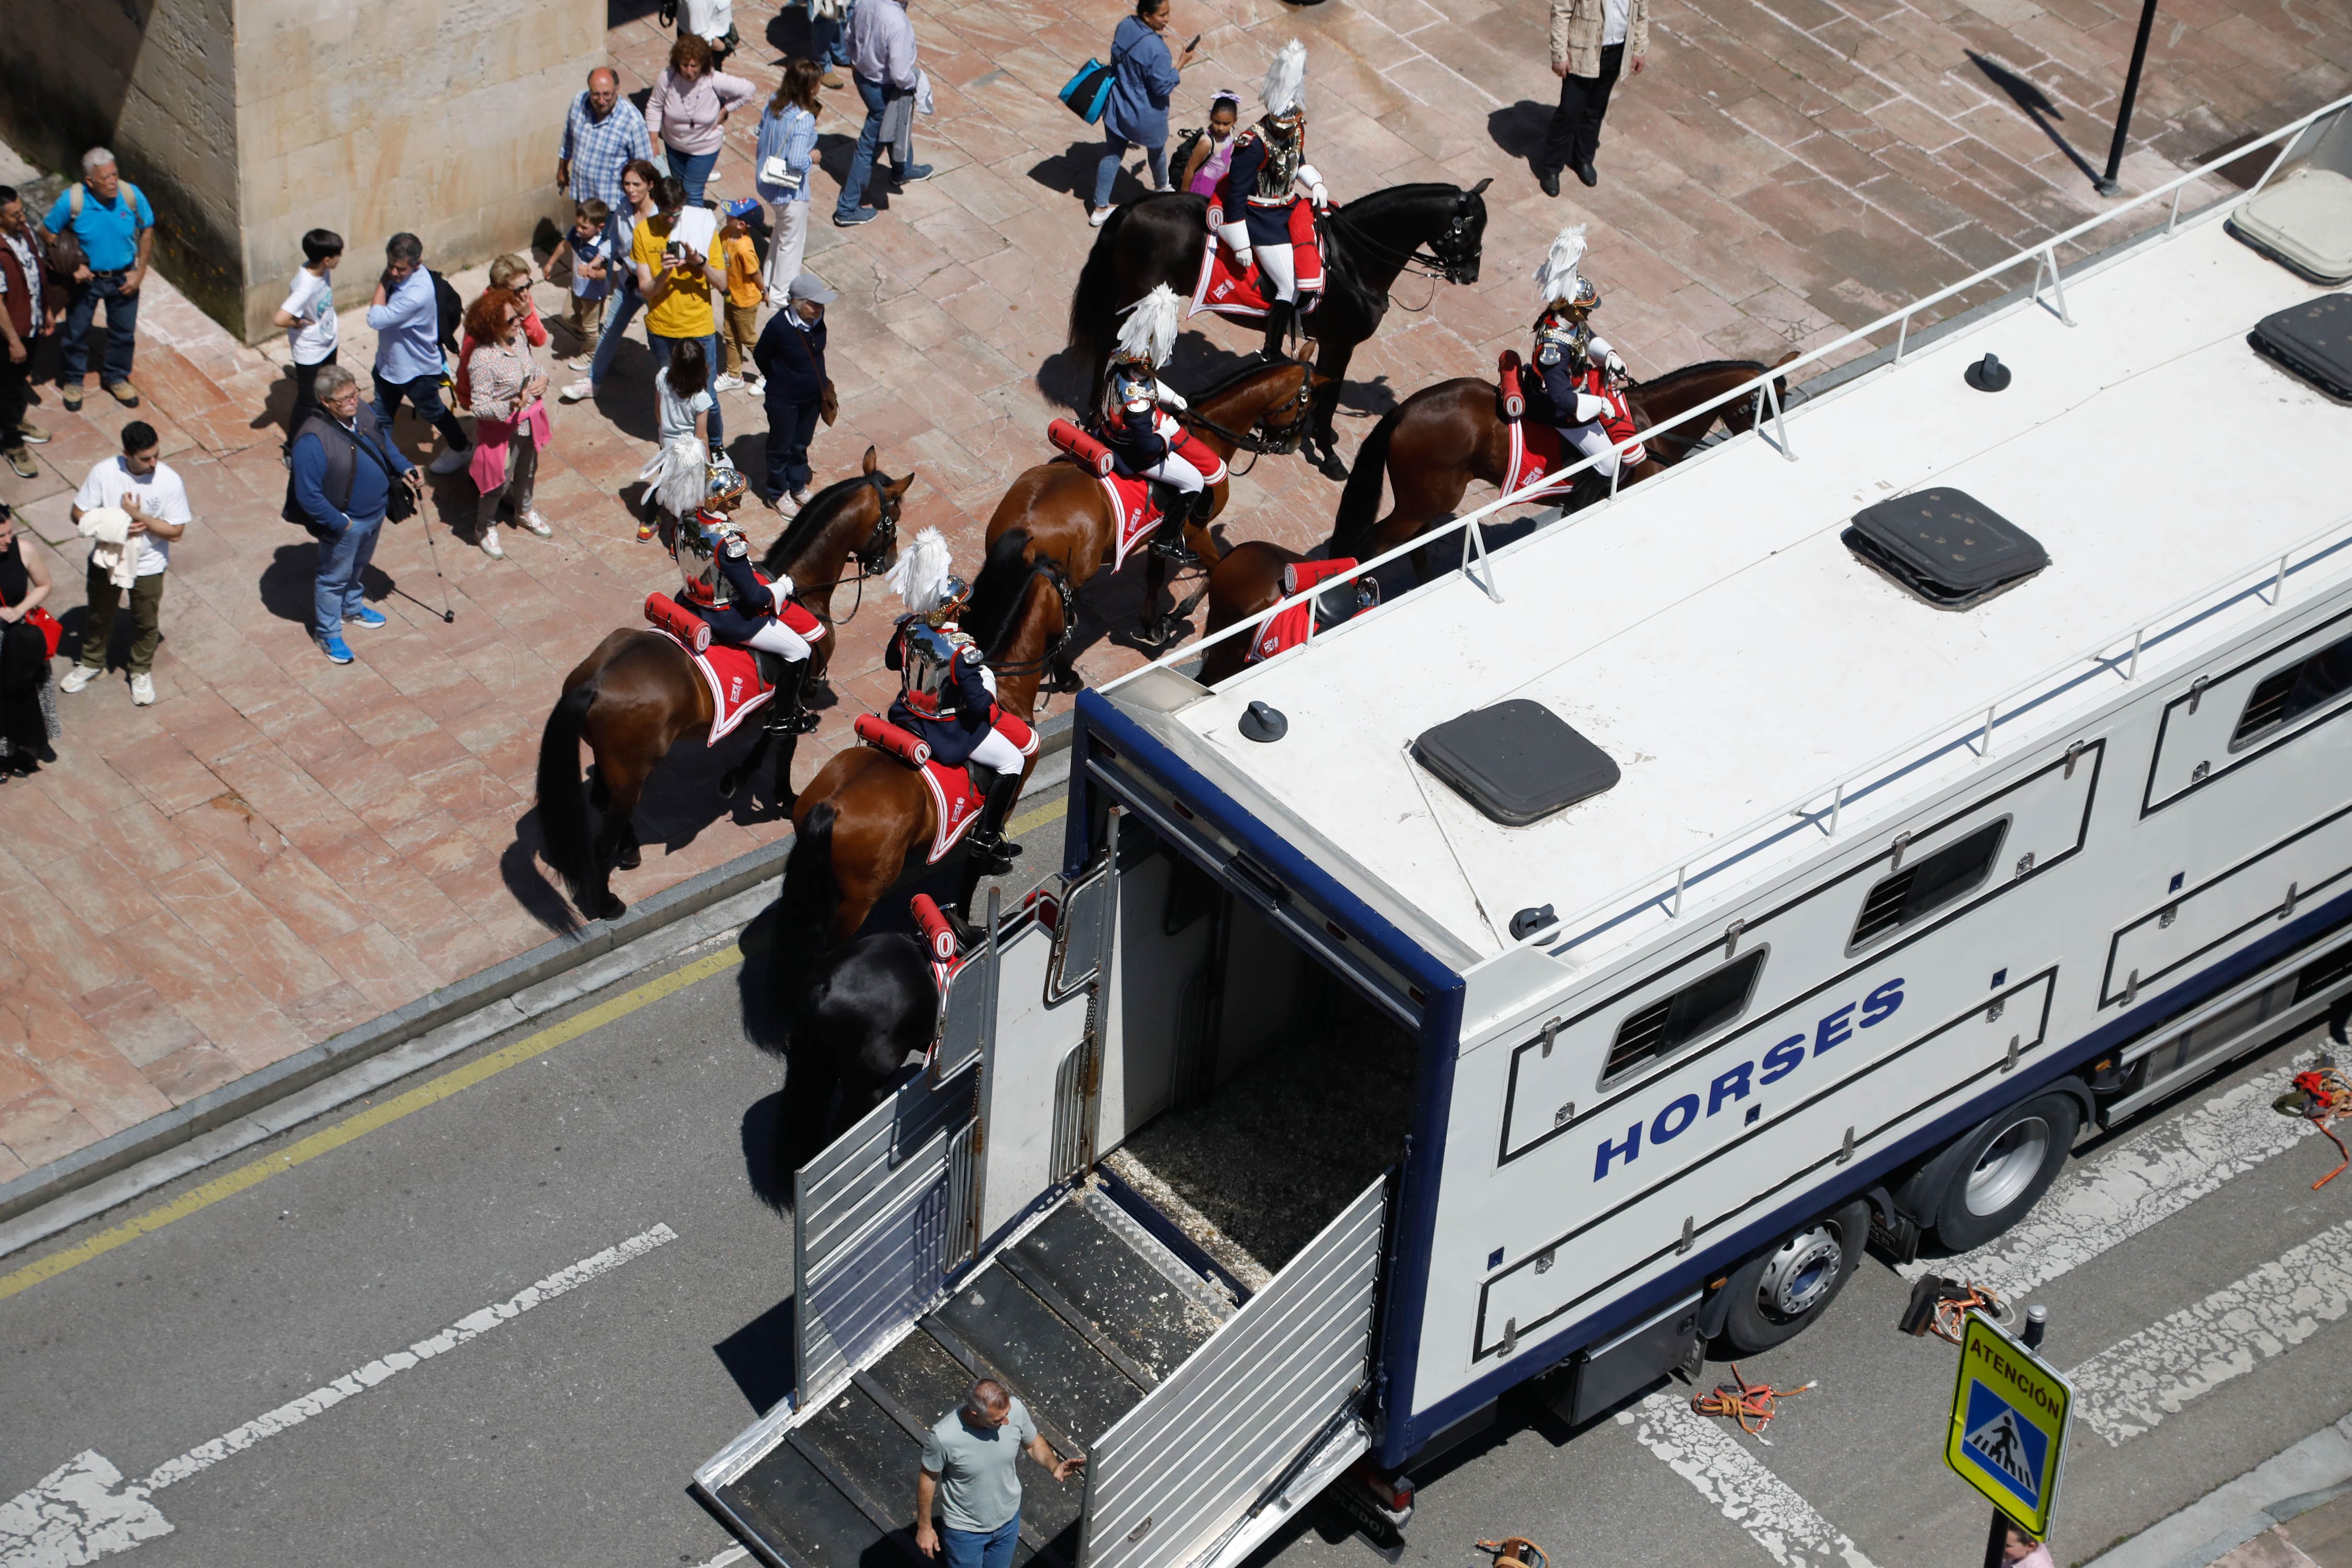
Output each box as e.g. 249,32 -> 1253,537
1614,1037 -> 2351,1566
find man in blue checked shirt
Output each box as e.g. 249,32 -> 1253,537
366,233 -> 470,475
557,67 -> 654,212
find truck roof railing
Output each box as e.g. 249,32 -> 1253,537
1099,90 -> 2352,975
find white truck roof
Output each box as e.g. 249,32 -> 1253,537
1110,210 -> 2352,973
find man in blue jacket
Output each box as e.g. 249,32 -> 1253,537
292,365 -> 421,663
367,233 -> 470,475
752,272 -> 835,509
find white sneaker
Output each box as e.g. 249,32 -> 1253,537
129,673 -> 155,706
428,444 -> 470,475
743,373 -> 766,396
790,487 -> 814,508
1089,206 -> 1112,227
559,379 -> 595,403
521,510 -> 552,537
479,526 -> 505,559
713,373 -> 746,393
57,664 -> 99,694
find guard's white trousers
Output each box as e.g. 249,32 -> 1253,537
1559,421 -> 1622,480
746,619 -> 814,660
1140,451 -> 1207,493
969,728 -> 1025,773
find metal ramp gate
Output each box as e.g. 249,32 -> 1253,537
699,816 -> 1394,1568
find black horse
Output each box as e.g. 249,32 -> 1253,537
1068,180 -> 1491,479
772,802 -> 940,1177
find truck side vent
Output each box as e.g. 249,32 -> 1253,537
1604,949 -> 1768,1083
1850,820 -> 2007,948
2233,631 -> 2352,747
1844,488 -> 2048,610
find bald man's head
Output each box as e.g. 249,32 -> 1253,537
586,67 -> 620,114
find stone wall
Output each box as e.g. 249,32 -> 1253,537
0,0 -> 602,342
232,0 -> 605,342
0,0 -> 244,326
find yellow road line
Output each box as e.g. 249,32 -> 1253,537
1009,795 -> 1069,841
0,946 -> 744,1305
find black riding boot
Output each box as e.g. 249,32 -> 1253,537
963,768 -> 1025,875
1148,487 -> 1202,566
1261,299 -> 1295,360
763,655 -> 822,736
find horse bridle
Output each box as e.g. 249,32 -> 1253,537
982,563 -> 1077,679
1321,194 -> 1483,288
787,470 -> 903,625
1175,357 -> 1315,460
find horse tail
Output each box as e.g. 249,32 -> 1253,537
1330,402 -> 1405,557
1067,206 -> 1128,379
535,682 -> 600,912
772,802 -> 843,1040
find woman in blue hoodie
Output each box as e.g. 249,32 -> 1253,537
1088,0 -> 1197,227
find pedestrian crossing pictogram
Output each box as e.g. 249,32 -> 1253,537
1961,1385 -> 2047,1508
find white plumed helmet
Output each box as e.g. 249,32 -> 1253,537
887,525 -> 955,615
1113,284 -> 1182,368
1262,40 -> 1307,119
1535,222 -> 1599,312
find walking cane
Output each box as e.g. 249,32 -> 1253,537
386,474 -> 457,624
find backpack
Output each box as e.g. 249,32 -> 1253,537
429,269 -> 462,354
1169,126 -> 1205,190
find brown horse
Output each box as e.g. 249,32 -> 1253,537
784,529 -> 1070,944
983,352 -> 1316,654
1197,356 -> 1795,684
535,450 -> 910,921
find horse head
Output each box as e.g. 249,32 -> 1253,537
1434,178 -> 1491,285
759,445 -> 913,590
855,445 -> 913,575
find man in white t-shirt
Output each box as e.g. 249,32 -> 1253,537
58,421 -> 189,707
272,227 -> 343,457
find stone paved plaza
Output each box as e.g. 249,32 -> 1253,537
0,0 -> 2345,1179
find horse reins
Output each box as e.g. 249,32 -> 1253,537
1175,360 -> 1314,467
983,564 -> 1077,681
783,471 -> 903,626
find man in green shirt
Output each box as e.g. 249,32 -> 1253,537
915,1379 -> 1082,1568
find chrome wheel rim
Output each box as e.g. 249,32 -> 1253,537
1966,1116 -> 2050,1216
1756,1225 -> 1843,1319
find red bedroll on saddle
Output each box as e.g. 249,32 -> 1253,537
644,591 -> 711,652
1048,418 -> 1114,478
909,893 -> 959,963
854,712 -> 931,767
1497,350 -> 1526,421
1248,556 -> 1362,665
1191,211 -> 1325,320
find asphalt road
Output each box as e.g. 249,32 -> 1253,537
5,804 -> 2349,1568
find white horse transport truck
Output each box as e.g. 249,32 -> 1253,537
697,99 -> 2352,1568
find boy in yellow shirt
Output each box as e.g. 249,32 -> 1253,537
717,198 -> 766,395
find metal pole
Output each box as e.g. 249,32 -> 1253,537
2095,0 -> 2161,197
1979,1305 -> 2052,1567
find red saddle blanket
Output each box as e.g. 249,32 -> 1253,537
1190,203 -> 1324,321
1502,373 -> 1646,502
647,627 -> 776,743
1246,557 -> 1364,665
859,712 -> 1039,864
1061,426 -> 1228,571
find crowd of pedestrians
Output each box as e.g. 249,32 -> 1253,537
0,0 -> 1279,783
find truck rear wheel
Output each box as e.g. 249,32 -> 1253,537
1920,1091 -> 2079,1252
1715,1197 -> 1873,1355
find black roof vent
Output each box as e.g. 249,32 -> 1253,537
1412,699 -> 1620,827
2250,293 -> 2352,402
1844,487 -> 2048,610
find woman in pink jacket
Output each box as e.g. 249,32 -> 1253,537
647,35 -> 756,205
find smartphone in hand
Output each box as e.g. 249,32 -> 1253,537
1185,33 -> 1201,49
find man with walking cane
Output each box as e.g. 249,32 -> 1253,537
290,364 -> 423,663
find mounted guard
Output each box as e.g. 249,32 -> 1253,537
1098,284 -> 1227,565
883,528 -> 1036,875
1530,224 -> 1643,485
662,463 -> 823,736
1211,40 -> 1330,356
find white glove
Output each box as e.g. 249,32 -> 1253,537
1310,182 -> 1330,209
769,571 -> 797,606
1604,350 -> 1629,382
1572,389 -> 1612,424
1155,379 -> 1189,411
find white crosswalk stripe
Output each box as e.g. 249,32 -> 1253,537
1616,1391 -> 1881,1568
2066,1216 -> 2352,1445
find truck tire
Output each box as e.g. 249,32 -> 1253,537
1715,1197 -> 1873,1355
1920,1091 -> 2080,1252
